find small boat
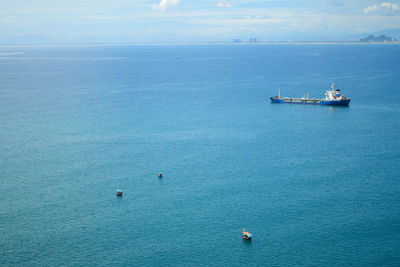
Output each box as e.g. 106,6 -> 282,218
242,228 -> 252,240
116,190 -> 123,196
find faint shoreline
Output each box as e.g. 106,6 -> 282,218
0,41 -> 399,47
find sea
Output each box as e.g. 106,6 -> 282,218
0,44 -> 399,266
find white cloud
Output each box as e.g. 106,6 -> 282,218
364,2 -> 400,15
217,1 -> 232,8
157,0 -> 182,11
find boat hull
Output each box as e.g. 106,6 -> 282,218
270,97 -> 350,105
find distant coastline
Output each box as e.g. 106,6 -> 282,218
1,37 -> 400,47
1,41 -> 399,47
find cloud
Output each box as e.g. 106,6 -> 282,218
217,1 -> 232,8
157,0 -> 182,11
326,0 -> 345,7
364,2 -> 400,15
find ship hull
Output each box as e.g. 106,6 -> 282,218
270,97 -> 350,105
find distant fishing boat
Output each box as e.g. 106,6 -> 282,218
242,229 -> 252,240
270,83 -> 350,105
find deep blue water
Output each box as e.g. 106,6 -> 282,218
1,44 -> 400,266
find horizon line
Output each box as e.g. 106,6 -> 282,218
1,40 -> 400,47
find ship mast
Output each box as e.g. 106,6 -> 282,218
278,88 -> 280,98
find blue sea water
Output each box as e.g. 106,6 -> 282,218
0,44 -> 400,266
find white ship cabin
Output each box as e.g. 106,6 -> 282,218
325,83 -> 346,101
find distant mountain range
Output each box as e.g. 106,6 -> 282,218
359,34 -> 397,42
370,28 -> 400,39
230,28 -> 400,43
1,28 -> 400,45
347,28 -> 400,42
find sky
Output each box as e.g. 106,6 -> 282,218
1,0 -> 400,43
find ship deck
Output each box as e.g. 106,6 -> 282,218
270,96 -> 350,105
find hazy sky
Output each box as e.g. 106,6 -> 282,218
1,0 -> 400,43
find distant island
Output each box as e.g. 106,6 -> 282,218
227,33 -> 399,44
359,34 -> 397,43
227,33 -> 400,44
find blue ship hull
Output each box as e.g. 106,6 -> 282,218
270,97 -> 350,105
320,99 -> 350,105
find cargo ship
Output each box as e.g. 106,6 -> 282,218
270,83 -> 350,105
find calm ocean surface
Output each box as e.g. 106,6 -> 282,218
0,44 -> 399,266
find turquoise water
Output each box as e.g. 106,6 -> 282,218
1,44 -> 400,266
